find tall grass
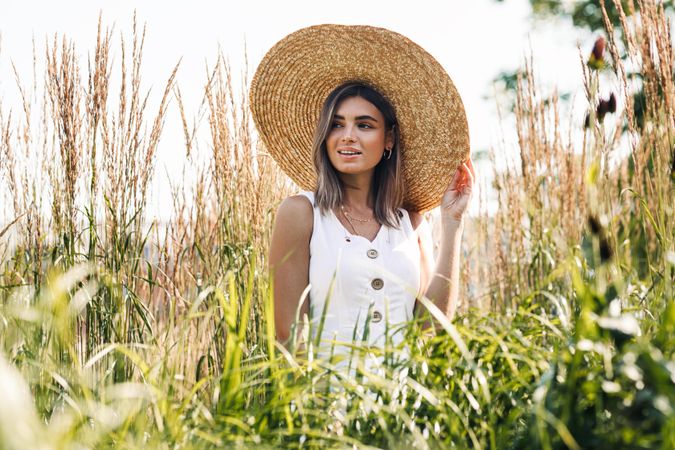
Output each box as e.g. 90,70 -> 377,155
0,1 -> 673,448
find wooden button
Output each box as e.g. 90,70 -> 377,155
367,249 -> 378,259
372,310 -> 382,323
371,278 -> 384,290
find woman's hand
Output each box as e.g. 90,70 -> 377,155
440,157 -> 475,223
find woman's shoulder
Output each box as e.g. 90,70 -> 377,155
277,194 -> 314,217
274,194 -> 314,238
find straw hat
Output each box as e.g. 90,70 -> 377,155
250,24 -> 470,212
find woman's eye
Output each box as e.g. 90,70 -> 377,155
358,123 -> 372,129
331,122 -> 343,128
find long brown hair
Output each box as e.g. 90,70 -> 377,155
311,82 -> 405,228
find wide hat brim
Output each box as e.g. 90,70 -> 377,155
250,24 -> 470,212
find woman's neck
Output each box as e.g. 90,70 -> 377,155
339,172 -> 374,211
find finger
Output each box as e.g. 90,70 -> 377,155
460,165 -> 474,194
462,181 -> 473,196
464,157 -> 476,179
462,162 -> 475,185
448,166 -> 462,189
455,167 -> 467,190
468,159 -> 476,179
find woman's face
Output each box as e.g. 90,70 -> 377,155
325,96 -> 393,178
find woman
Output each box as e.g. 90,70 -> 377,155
250,25 -> 474,354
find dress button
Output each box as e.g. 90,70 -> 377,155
366,249 -> 378,259
371,278 -> 384,290
372,310 -> 382,323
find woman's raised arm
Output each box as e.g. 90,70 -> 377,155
414,159 -> 475,324
268,195 -> 313,344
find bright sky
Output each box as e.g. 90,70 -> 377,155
0,0 -> 593,220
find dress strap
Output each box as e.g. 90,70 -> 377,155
298,190 -> 315,206
398,208 -> 415,234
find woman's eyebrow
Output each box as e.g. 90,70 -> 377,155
333,114 -> 379,122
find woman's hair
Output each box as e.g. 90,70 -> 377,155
311,82 -> 405,228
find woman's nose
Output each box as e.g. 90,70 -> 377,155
340,126 -> 356,143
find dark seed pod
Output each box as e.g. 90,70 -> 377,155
608,93 -> 617,113
592,37 -> 606,61
599,236 -> 613,262
588,36 -> 607,70
587,214 -> 602,235
597,100 -> 609,120
594,94 -> 616,122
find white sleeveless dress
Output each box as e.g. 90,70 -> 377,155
298,191 -> 422,363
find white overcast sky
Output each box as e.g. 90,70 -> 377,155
0,0 -> 596,219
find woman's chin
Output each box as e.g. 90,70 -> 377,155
334,166 -> 377,177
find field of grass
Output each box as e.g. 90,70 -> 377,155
0,3 -> 673,449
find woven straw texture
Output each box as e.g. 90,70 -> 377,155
250,24 -> 470,212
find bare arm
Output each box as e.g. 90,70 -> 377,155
412,213 -> 463,322
268,195 -> 313,345
412,158 -> 475,325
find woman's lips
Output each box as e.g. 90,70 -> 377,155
337,147 -> 362,157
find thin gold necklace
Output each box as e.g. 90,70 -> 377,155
340,204 -> 373,223
340,206 -> 387,243
341,207 -> 359,235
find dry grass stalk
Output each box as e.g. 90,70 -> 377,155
475,57 -> 587,307
1,39 -> 47,280
100,14 -> 178,258
471,0 -> 673,309
45,34 -> 83,252
84,14 -> 112,256
598,0 -> 674,264
23,14 -> 179,359
1,13 -> 293,377
161,52 -> 292,368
